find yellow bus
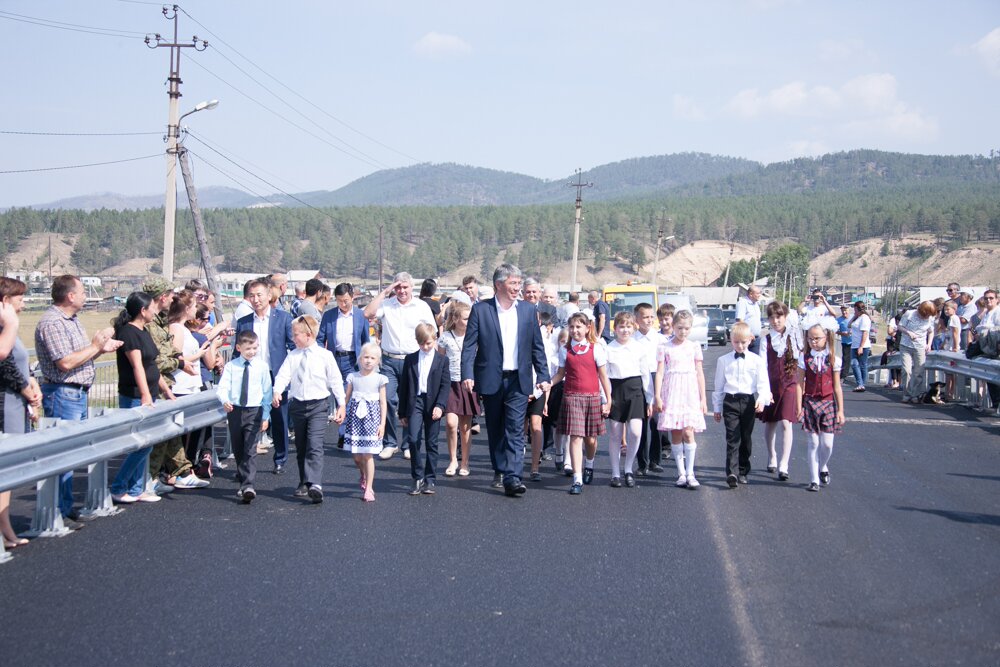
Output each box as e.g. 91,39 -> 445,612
601,283 -> 659,318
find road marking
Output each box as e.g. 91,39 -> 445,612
703,496 -> 765,667
848,416 -> 1000,428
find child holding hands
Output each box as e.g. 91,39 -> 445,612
344,342 -> 388,502
798,324 -> 845,492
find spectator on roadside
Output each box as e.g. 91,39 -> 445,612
836,305 -> 852,382
167,292 -> 213,470
187,303 -> 225,476
800,289 -> 838,333
541,286 -> 559,308
363,272 -> 437,461
848,301 -> 873,392
974,289 -> 1000,338
143,280 -> 209,492
956,288 -> 977,350
735,285 -> 763,355
897,301 -> 936,404
1,277 -> 44,545
34,274 -> 122,525
110,291 -> 172,504
556,291 -> 580,328
419,278 -> 442,325
290,282 -> 307,318
233,280 -> 255,322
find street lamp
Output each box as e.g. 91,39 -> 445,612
163,99 -> 219,282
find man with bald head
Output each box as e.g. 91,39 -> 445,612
541,286 -> 559,307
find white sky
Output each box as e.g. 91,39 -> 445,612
1,0 -> 998,206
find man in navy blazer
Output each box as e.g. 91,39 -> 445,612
461,263 -> 550,497
235,279 -> 295,473
316,283 -> 370,443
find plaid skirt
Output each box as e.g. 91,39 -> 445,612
801,396 -> 842,434
558,392 -> 606,438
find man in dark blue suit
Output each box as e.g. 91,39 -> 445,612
235,279 -> 295,474
461,264 -> 550,497
316,282 -> 370,444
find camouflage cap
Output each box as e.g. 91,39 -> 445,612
142,277 -> 176,296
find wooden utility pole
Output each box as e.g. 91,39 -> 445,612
568,169 -> 593,291
177,145 -> 224,322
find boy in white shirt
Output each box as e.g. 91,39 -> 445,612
713,323 -> 773,488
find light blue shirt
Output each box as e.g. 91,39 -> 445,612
216,356 -> 273,420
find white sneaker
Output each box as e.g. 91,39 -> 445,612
686,476 -> 700,489
136,491 -> 161,503
153,480 -> 175,495
675,475 -> 688,487
174,474 -> 209,489
112,493 -> 138,504
378,446 -> 398,460
403,449 -> 411,460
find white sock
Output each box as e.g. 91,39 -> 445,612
608,422 -> 624,477
623,419 -> 642,474
683,442 -> 697,479
584,457 -> 594,470
672,444 -> 686,477
573,473 -> 583,485
765,422 -> 778,467
819,433 -> 835,473
807,433 -> 820,484
779,420 -> 794,473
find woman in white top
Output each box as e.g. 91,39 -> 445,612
940,300 -> 962,400
168,291 -> 212,462
847,301 -> 873,392
897,301 -> 936,403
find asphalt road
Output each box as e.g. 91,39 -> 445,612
2,345 -> 999,667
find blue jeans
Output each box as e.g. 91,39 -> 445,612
110,395 -> 152,497
41,383 -> 89,516
850,348 -> 870,387
380,355 -> 409,453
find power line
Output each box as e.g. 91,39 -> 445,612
0,153 -> 161,174
183,129 -> 305,192
177,6 -> 424,165
185,58 -> 390,171
0,10 -> 144,39
1,130 -> 160,137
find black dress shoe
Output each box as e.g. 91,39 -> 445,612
409,479 -> 425,496
648,463 -> 664,473
293,484 -> 309,497
422,479 -> 437,495
273,464 -> 285,475
624,473 -> 636,488
504,481 -> 527,497
610,476 -> 622,488
820,471 -> 830,485
778,471 -> 789,481
583,467 -> 594,485
727,474 -> 738,488
738,475 -> 749,485
491,473 -> 504,489
568,483 -> 583,495
62,518 -> 85,531
307,484 -> 323,503
767,466 -> 777,473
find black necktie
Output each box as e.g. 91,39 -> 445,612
239,361 -> 250,406
734,352 -> 745,359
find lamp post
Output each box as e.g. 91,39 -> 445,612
163,99 -> 218,281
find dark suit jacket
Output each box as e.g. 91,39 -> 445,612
234,308 -> 294,372
461,298 -> 550,396
398,349 -> 451,418
315,306 -> 370,356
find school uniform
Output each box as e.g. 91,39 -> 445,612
712,350 -> 771,481
399,348 -> 451,485
633,329 -> 667,471
272,344 -> 346,492
216,356 -> 273,492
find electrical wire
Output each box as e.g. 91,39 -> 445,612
0,154 -> 161,174
0,10 -> 144,39
177,6 -> 424,165
1,130 -> 160,137
183,129 -> 304,193
185,58 -> 389,171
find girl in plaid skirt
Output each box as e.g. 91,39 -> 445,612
797,324 -> 845,492
548,312 -> 612,495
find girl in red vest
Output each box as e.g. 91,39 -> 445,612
797,324 -> 845,492
548,312 -> 612,495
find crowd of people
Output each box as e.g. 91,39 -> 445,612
2,268 -> 998,548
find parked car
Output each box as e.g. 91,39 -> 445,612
702,308 -> 729,345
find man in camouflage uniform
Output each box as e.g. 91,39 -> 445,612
142,278 -> 209,491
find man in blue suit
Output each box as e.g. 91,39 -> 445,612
316,282 -> 370,444
461,263 -> 550,497
235,279 -> 295,474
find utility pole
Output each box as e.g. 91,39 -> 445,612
177,145 -> 224,322
720,242 -> 735,306
568,169 -> 593,291
146,5 -> 208,282
651,210 -> 673,286
378,223 -> 385,293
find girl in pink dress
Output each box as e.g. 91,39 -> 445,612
654,310 -> 707,489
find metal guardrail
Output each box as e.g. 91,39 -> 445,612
868,350 -> 1000,413
0,392 -> 225,563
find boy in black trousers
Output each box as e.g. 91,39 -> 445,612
712,323 -> 772,488
399,323 -> 451,496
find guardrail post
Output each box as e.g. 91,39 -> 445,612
80,460 -> 122,519
25,475 -> 71,537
